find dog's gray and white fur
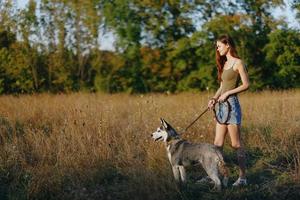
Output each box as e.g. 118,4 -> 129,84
151,118 -> 229,191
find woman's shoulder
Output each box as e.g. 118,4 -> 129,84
233,58 -> 244,70
234,58 -> 243,64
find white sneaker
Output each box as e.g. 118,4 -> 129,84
232,177 -> 247,186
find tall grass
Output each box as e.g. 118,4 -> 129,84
0,90 -> 299,200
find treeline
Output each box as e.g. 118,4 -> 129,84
0,0 -> 299,94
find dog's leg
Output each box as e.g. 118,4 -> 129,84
217,160 -> 229,187
179,166 -> 186,183
172,166 -> 181,183
208,173 -> 222,191
222,176 -> 228,187
205,165 -> 222,191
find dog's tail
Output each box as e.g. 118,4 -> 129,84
216,152 -> 229,187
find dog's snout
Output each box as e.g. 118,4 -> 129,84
150,133 -> 153,137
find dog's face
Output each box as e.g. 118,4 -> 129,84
151,126 -> 168,142
151,118 -> 179,142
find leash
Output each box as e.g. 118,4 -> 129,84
184,107 -> 209,132
213,100 -> 232,125
213,95 -> 236,125
183,96 -> 234,132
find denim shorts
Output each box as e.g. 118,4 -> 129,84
215,95 -> 242,125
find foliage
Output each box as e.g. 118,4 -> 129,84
0,0 -> 299,94
263,29 -> 300,88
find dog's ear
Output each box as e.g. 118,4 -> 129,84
160,118 -> 168,129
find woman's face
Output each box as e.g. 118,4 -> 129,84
216,41 -> 230,56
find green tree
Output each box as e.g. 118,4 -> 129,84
264,29 -> 300,88
17,0 -> 40,90
0,42 -> 39,93
0,0 -> 299,94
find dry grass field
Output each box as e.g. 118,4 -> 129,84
0,90 -> 299,200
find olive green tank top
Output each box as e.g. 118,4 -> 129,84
221,60 -> 240,95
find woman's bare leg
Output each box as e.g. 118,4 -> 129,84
214,122 -> 228,148
227,124 -> 246,178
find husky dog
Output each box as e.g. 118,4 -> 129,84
151,118 -> 228,191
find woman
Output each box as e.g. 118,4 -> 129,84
208,35 -> 249,186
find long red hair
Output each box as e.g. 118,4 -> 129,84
215,35 -> 240,82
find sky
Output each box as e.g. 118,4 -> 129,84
15,0 -> 299,51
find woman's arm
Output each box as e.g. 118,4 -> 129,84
208,82 -> 222,108
212,82 -> 222,99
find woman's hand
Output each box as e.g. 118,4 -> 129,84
218,92 -> 229,102
208,98 -> 217,110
